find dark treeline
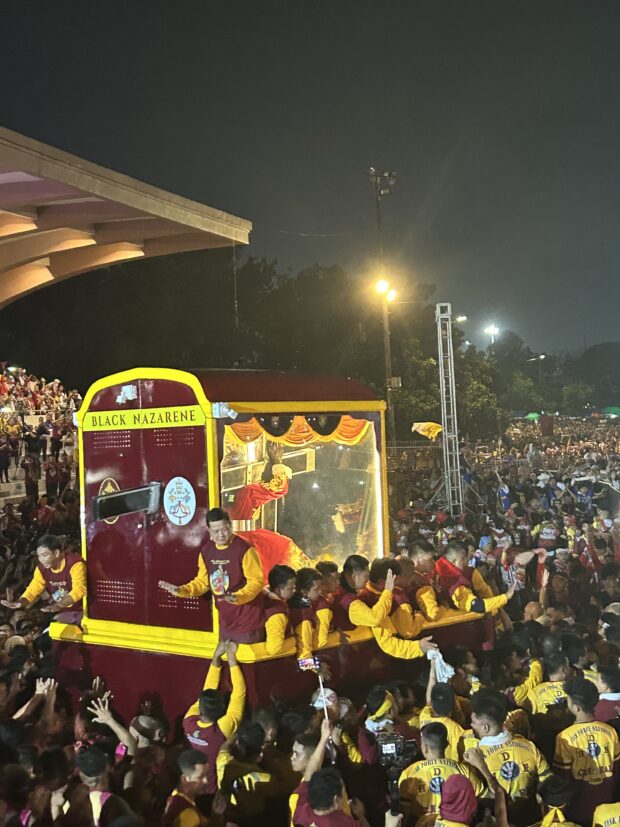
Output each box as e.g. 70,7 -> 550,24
0,249 -> 618,441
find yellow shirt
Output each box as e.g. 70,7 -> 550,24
554,721 -> 620,785
315,606 -> 333,648
398,757 -> 484,819
177,541 -> 263,604
512,659 -> 544,707
348,588 -> 424,660
593,803 -> 620,827
460,730 -> 550,800
264,611 -> 290,656
21,558 -> 87,605
419,707 -> 466,761
451,581 -> 507,614
528,680 -> 568,715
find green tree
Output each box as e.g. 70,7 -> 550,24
561,382 -> 595,413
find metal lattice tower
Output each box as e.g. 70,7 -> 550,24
436,302 -> 464,515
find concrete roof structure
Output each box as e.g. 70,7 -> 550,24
0,127 -> 252,309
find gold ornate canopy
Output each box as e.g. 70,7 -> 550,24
0,127 -> 252,309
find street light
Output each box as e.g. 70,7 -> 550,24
375,279 -> 397,447
455,315 -> 468,323
484,324 -> 500,345
527,354 -> 546,362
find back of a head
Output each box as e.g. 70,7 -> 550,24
366,685 -> 393,719
394,555 -> 414,576
315,561 -> 339,577
421,722 -> 449,754
39,747 -> 69,784
177,748 -> 206,776
308,767 -> 343,812
251,706 -> 279,736
543,651 -> 569,679
75,746 -> 108,786
541,634 -> 563,656
538,774 -> 574,808
198,689 -> 226,723
232,721 -> 265,764
563,676 -> 599,714
471,688 -> 508,728
0,763 -> 32,812
369,558 -> 400,584
561,634 -> 587,666
430,682 -> 455,716
409,538 -> 434,559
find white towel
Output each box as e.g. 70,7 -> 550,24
427,648 -> 455,683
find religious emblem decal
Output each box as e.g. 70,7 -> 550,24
99,477 -> 120,525
164,476 -> 197,526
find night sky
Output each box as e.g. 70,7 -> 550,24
2,1 -> 620,353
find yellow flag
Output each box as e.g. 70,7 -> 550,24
411,422 -> 443,440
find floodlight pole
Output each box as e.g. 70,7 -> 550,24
368,167 -> 397,446
436,302 -> 463,516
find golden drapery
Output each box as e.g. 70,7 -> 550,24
227,414 -> 371,447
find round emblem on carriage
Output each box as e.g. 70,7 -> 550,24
164,476 -> 196,526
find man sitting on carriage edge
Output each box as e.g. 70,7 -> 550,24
159,507 -> 264,643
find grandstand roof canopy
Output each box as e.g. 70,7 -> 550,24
0,127 -> 251,309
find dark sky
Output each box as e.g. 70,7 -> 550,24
2,1 -> 620,352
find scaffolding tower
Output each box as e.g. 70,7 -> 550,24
436,302 -> 464,515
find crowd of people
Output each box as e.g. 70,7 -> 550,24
0,415 -> 619,826
0,369 -> 82,419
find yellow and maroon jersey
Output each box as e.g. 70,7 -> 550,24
554,721 -> 620,785
460,730 -> 550,800
398,757 -> 485,818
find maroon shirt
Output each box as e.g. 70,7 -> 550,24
40,550 -> 83,610
181,716 -> 226,795
293,802 -> 358,827
333,587 -> 357,631
595,694 -> 620,722
288,601 -> 318,632
201,534 -> 263,635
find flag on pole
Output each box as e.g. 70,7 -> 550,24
411,422 -> 443,441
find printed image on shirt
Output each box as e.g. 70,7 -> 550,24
210,565 -> 230,596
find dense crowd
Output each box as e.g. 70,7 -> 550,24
0,418 -> 619,826
0,369 -> 82,419
0,368 -> 79,492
